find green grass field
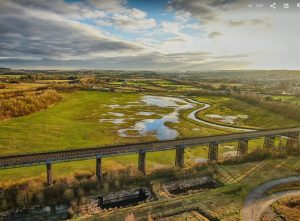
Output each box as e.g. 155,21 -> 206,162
148,79 -> 198,92
0,91 -> 222,183
194,95 -> 299,129
273,95 -> 300,105
0,91 -> 298,184
0,91 -> 227,155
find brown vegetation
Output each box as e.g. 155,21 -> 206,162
0,90 -> 62,121
0,166 -> 138,213
124,213 -> 136,221
0,164 -> 212,215
221,148 -> 288,165
272,196 -> 300,221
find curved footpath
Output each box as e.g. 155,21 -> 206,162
185,98 -> 256,132
242,176 -> 300,221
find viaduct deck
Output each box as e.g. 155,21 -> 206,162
1,127 -> 300,169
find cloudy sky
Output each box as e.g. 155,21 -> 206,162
0,0 -> 299,70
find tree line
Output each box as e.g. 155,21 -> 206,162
232,93 -> 300,122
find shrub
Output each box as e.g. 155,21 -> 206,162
0,90 -> 62,120
222,148 -> 272,165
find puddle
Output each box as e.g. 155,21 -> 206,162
137,111 -> 155,116
118,96 -> 195,140
103,96 -> 254,139
108,104 -> 139,109
99,119 -> 125,124
205,114 -> 248,125
141,96 -> 188,108
186,98 -> 255,132
108,112 -> 124,117
119,118 -> 179,140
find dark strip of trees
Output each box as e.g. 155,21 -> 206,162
233,93 -> 300,122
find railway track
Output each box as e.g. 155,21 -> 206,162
1,127 -> 300,169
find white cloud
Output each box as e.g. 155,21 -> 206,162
1,0 -> 299,70
88,0 -> 157,32
0,0 -> 151,60
167,0 -> 300,69
96,12 -> 157,32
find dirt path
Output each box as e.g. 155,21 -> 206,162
242,176 -> 300,221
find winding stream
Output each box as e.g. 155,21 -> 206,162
114,96 -> 256,141
186,98 -> 256,132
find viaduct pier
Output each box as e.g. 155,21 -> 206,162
1,127 -> 300,185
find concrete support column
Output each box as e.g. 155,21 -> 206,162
237,139 -> 248,156
138,150 -> 146,175
208,142 -> 218,162
96,155 -> 102,182
175,145 -> 185,168
285,133 -> 300,154
297,133 -> 300,151
263,135 -> 275,149
46,160 -> 53,186
286,133 -> 299,149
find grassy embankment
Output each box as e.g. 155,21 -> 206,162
194,95 -> 299,129
0,91 -> 298,184
271,195 -> 300,221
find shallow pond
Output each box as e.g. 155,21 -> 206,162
118,96 -> 195,140
100,95 -> 255,141
205,114 -> 248,125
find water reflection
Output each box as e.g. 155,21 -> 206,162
118,96 -> 195,140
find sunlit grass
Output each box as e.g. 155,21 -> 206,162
194,95 -> 299,129
0,91 -> 297,184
